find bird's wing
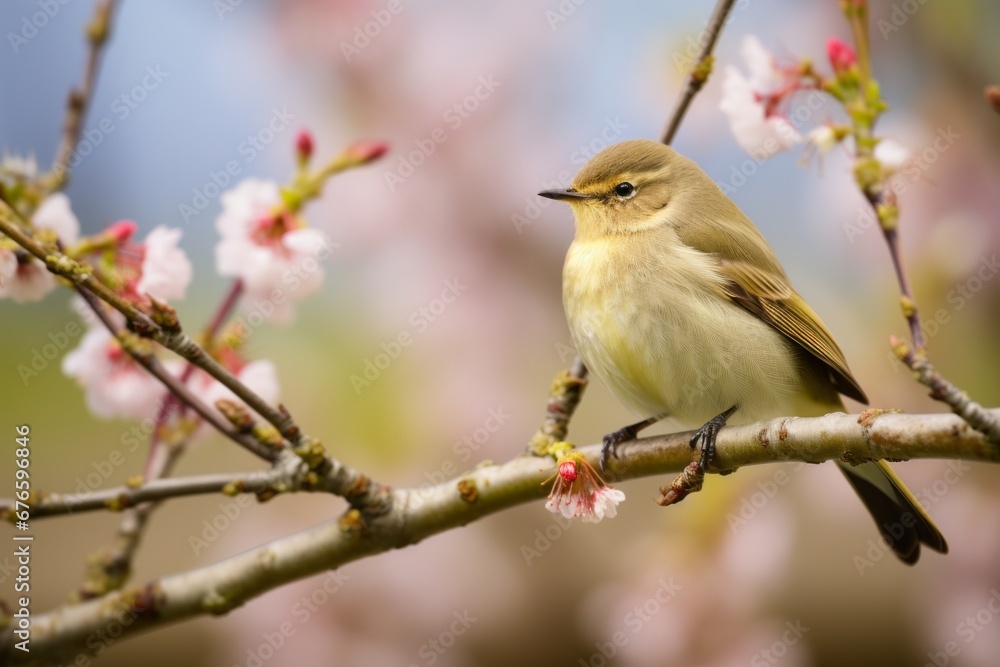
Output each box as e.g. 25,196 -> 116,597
716,258 -> 868,404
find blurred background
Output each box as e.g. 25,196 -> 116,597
2,0 -> 1000,665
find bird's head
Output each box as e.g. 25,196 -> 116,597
539,139 -> 701,240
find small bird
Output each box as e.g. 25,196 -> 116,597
539,138 -> 946,564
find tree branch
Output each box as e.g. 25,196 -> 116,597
76,443 -> 183,600
44,0 -> 121,192
660,0 -> 738,145
76,287 -> 280,463
892,337 -> 1000,442
5,469 -> 287,519
4,409 -> 997,664
0,202 -> 389,511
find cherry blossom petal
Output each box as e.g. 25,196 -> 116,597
136,226 -> 193,302
62,327 -> 168,420
33,193 -> 80,244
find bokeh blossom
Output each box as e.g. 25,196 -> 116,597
135,226 -> 193,302
0,193 -> 80,302
215,178 -> 329,322
62,324 -> 170,420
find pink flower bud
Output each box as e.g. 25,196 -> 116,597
107,220 -> 138,244
346,140 -> 389,164
296,130 -> 314,162
827,37 -> 857,73
557,460 -> 578,483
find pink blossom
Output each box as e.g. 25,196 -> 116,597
184,358 -> 281,441
0,259 -> 56,303
544,452 -> 625,523
33,193 -> 80,244
62,326 -> 170,420
135,226 -> 193,302
215,179 -> 331,322
0,193 -> 81,302
720,36 -> 803,156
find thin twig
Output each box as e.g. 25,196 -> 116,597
144,279 -> 244,477
45,0 -> 121,192
0,201 -> 390,508
76,445 -> 184,600
83,279 -> 248,598
660,0 -> 738,145
840,10 -> 992,434
891,336 -> 1000,442
7,470 -> 286,519
4,409 -> 997,664
0,202 -> 304,456
76,287 -> 280,462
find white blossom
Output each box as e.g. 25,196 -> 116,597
136,226 -> 193,302
720,36 -> 802,156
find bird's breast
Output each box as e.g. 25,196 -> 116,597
563,235 -> 810,427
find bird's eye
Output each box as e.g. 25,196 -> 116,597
614,182 -> 635,198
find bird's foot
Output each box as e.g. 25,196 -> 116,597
689,405 -> 739,474
600,417 -> 658,474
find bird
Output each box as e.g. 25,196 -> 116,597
539,138 -> 946,564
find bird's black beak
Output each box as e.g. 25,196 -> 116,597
538,188 -> 591,201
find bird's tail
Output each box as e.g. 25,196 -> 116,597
836,460 -> 948,564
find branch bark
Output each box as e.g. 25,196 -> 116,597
9,470 -> 284,519
660,0 -> 738,145
44,0 -> 120,192
4,409 -> 996,664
